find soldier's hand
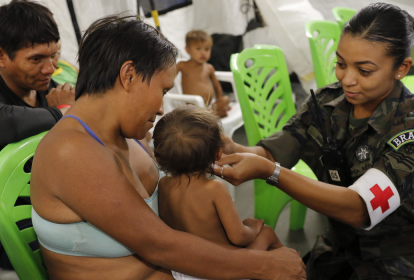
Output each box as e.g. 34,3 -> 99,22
267,247 -> 306,279
214,153 -> 275,186
46,83 -> 75,114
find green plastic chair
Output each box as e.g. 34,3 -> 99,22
52,60 -> 78,87
332,7 -> 356,31
0,131 -> 48,280
306,20 -> 341,89
230,45 -> 317,230
402,75 -> 414,93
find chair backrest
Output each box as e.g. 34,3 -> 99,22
332,7 -> 356,30
402,75 -> 414,93
230,45 -> 295,146
0,131 -> 48,280
51,60 -> 78,87
306,20 -> 341,89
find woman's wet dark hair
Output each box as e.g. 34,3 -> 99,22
153,105 -> 225,181
343,2 -> 414,69
75,15 -> 178,99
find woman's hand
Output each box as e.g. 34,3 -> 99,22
214,153 -> 275,186
267,247 -> 307,279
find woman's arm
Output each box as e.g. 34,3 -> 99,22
215,153 -> 369,228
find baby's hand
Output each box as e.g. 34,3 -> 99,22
242,217 -> 264,236
221,134 -> 236,155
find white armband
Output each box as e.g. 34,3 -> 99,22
348,168 -> 400,230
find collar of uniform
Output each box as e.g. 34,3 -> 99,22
323,81 -> 403,135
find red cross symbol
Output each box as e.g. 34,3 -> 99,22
370,184 -> 394,213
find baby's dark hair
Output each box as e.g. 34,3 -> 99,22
185,30 -> 212,47
153,105 -> 224,179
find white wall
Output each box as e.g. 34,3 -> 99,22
0,0 -> 413,87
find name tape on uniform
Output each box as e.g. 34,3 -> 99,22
387,129 -> 414,150
348,168 -> 400,230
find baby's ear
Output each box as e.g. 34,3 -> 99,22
185,46 -> 190,55
215,149 -> 223,161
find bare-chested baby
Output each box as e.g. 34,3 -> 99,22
153,105 -> 282,280
177,30 -> 231,117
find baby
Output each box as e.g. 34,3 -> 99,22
153,105 -> 282,280
177,30 -> 231,117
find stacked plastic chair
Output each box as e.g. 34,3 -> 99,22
0,132 -> 48,280
52,60 -> 78,87
402,75 -> 414,93
230,45 -> 317,230
332,7 -> 356,30
306,20 -> 341,88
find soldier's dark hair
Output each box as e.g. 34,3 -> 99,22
153,105 -> 225,180
343,2 -> 414,69
0,0 -> 60,60
75,15 -> 178,99
185,30 -> 212,47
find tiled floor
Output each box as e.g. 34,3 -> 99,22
0,268 -> 18,280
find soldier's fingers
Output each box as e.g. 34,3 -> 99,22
55,83 -> 64,90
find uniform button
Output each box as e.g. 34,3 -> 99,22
408,112 -> 414,117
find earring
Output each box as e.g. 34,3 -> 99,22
398,75 -> 401,78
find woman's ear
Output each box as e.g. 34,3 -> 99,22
395,57 -> 413,80
119,61 -> 136,92
215,149 -> 223,161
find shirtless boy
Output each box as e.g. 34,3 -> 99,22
177,30 -> 231,117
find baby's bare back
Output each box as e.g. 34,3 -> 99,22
179,61 -> 215,105
158,176 -> 231,245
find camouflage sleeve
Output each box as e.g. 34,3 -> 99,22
256,130 -> 302,169
348,143 -> 414,230
256,94 -> 314,169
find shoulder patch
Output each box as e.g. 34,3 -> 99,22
387,129 -> 414,150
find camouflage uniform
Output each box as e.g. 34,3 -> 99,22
258,81 -> 414,279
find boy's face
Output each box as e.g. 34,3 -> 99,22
185,40 -> 212,64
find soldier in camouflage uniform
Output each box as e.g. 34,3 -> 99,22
215,3 -> 414,279
260,80 -> 414,279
